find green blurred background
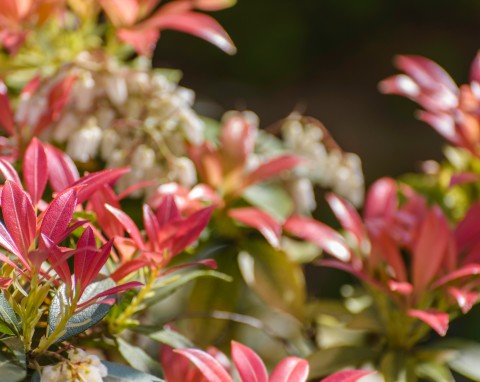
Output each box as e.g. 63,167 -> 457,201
154,0 -> 480,184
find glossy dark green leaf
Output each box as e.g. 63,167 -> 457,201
0,293 -> 19,335
48,279 -> 115,342
116,337 -> 163,377
0,337 -> 26,382
103,361 -> 164,382
238,241 -> 306,319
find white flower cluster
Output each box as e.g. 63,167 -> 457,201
40,348 -> 107,382
280,115 -> 365,211
19,52 -> 203,196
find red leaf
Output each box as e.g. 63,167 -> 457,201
145,9 -> 236,54
0,159 -> 22,185
449,172 -> 480,187
284,215 -> 351,261
231,341 -> 268,382
243,155 -> 303,189
229,207 -> 281,248
45,144 -> 79,192
1,181 -> 36,259
41,235 -> 71,288
412,207 -> 451,292
0,222 -> 24,270
448,287 -> 478,314
23,138 -> 48,205
40,188 -> 77,244
394,55 -> 458,93
417,111 -> 458,144
174,348 -> 232,382
155,194 -> 181,228
72,167 -> 129,204
117,27 -> 160,56
269,357 -> 309,382
105,204 -> 144,249
88,186 -> 124,239
110,258 -> 150,282
470,51 -> 480,83
160,345 -> 209,382
408,309 -> 449,336
170,206 -> 214,256
455,202 -> 480,253
143,204 -> 161,252
432,264 -> 480,288
326,193 -> 366,247
0,82 -> 15,135
74,227 -> 112,295
320,370 -> 374,382
78,281 -> 143,309
364,177 -> 397,221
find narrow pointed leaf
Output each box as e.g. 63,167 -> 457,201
408,309 -> 449,336
243,155 -> 302,189
269,357 -> 309,382
231,341 -> 268,382
73,168 -> 129,204
229,207 -> 281,248
0,159 -> 21,185
326,193 -> 366,246
45,144 -> 79,192
174,348 -> 232,382
2,180 -> 36,259
0,82 -> 14,135
40,188 -> 77,244
284,215 -> 351,261
320,370 -> 374,382
105,204 -> 144,249
155,194 -> 180,228
23,138 -> 48,205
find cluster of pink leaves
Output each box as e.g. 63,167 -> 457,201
149,112 -> 303,249
0,0 -> 235,56
284,177 -> 480,336
160,341 -> 372,382
0,137 -> 141,308
379,53 -> 480,158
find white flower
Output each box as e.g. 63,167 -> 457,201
40,348 -> 108,382
66,120 -> 102,162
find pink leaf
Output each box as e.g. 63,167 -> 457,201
160,345 -> 209,382
155,194 -> 181,228
388,280 -> 413,295
231,341 -> 268,382
0,82 -> 15,135
229,207 -> 281,248
0,159 -> 22,185
243,155 -> 303,189
432,264 -> 480,288
448,287 -> 478,314
23,137 -> 48,205
88,186 -> 124,239
98,0 -> 140,26
449,172 -> 480,187
143,204 -> 162,252
470,51 -> 480,83
326,193 -> 366,247
0,222 -> 24,270
74,227 -> 112,295
110,258 -> 150,282
105,204 -> 144,249
412,207 -> 450,292
174,348 -> 233,382
72,167 -> 129,204
284,215 -> 351,261
145,9 -> 236,54
417,111 -> 459,144
269,357 -> 309,382
40,188 -> 77,244
1,180 -> 36,258
45,144 -> 79,192
455,202 -> 480,253
394,55 -> 458,94
364,177 -> 397,221
170,206 -> 214,256
320,370 -> 374,382
116,27 -> 160,56
41,235 -> 72,288
408,309 -> 449,336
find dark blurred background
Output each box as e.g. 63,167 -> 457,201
154,0 -> 480,184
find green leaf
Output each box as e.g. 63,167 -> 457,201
0,293 -> 20,335
116,337 -> 163,376
380,351 -> 408,382
147,270 -> 232,306
238,241 -> 306,319
416,361 -> 455,382
243,183 -> 293,221
185,255 -> 240,347
48,279 -> 116,342
146,328 -> 194,348
0,338 -> 26,382
103,361 -> 164,382
307,346 -> 377,379
441,339 -> 480,380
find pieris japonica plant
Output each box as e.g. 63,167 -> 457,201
4,0 -> 480,381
